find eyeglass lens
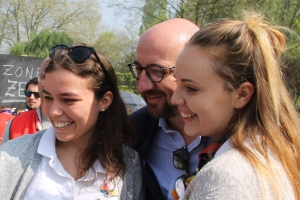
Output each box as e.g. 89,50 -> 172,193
49,45 -> 68,59
69,46 -> 93,63
49,44 -> 111,86
50,45 -> 93,63
173,146 -> 189,171
24,90 -> 40,98
129,63 -> 163,82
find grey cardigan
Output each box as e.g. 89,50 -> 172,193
0,130 -> 145,200
183,146 -> 295,200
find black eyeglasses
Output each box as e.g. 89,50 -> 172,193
128,62 -> 175,82
49,44 -> 109,80
24,90 -> 40,98
173,146 -> 190,175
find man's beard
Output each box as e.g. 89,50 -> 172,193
147,100 -> 178,118
141,90 -> 179,118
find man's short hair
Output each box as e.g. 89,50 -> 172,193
25,77 -> 38,90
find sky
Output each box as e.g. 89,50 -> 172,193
99,1 -> 142,32
100,2 -> 133,31
100,3 -> 121,29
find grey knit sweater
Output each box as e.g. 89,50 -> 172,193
183,147 -> 295,200
0,130 -> 145,200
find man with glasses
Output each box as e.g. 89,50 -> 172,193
2,58 -> 52,142
129,18 -> 213,200
24,77 -> 41,111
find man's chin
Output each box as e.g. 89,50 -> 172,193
26,105 -> 36,110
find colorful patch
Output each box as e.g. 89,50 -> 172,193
99,180 -> 118,197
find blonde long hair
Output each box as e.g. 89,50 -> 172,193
189,12 -> 300,198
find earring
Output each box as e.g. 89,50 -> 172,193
102,108 -> 105,112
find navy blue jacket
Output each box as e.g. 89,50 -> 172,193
130,107 -> 213,200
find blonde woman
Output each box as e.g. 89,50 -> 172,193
171,13 -> 300,199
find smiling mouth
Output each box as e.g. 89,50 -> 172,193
180,112 -> 197,118
146,94 -> 163,99
54,121 -> 74,128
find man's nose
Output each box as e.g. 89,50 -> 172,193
136,70 -> 155,93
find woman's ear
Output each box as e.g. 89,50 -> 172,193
99,91 -> 113,111
234,82 -> 254,109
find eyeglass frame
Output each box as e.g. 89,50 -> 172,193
49,44 -> 110,84
173,146 -> 190,175
128,62 -> 175,82
24,90 -> 40,98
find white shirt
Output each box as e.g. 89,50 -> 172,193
24,127 -> 120,200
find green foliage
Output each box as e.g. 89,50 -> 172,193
9,42 -> 27,56
94,31 -> 126,69
139,0 -> 170,34
9,29 -> 73,58
116,71 -> 138,94
93,30 -> 137,72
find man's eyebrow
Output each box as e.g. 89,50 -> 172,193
133,60 -> 142,66
134,61 -> 171,69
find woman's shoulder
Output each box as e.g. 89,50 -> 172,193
201,148 -> 256,181
183,149 -> 261,199
0,130 -> 46,157
121,145 -> 140,166
119,145 -> 145,199
184,147 -> 295,200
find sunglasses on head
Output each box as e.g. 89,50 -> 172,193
49,44 -> 109,79
173,146 -> 190,175
24,90 -> 40,98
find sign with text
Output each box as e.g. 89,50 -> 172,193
0,54 -> 43,108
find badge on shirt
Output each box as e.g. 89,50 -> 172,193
99,180 -> 118,197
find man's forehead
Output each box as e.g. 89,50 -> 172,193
136,47 -> 180,68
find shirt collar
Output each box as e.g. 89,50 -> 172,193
37,127 -> 106,174
37,126 -> 56,158
214,140 -> 233,158
158,118 -> 201,149
158,118 -> 174,133
36,107 -> 41,121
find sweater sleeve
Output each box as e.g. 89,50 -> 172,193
2,119 -> 12,144
0,131 -> 44,200
120,146 -> 145,200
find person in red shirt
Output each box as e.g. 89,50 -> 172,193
0,107 -> 15,145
